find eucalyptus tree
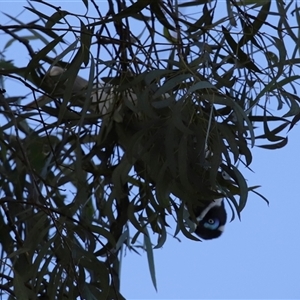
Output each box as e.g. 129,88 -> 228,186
0,0 -> 298,299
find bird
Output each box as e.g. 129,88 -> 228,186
23,66 -> 118,117
194,198 -> 227,240
23,66 -> 171,122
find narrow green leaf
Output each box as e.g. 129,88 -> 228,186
143,225 -> 157,291
217,123 -> 239,162
163,26 -> 178,43
226,0 -> 237,26
4,35 -> 40,51
24,6 -> 53,22
265,51 -> 279,63
57,47 -> 83,123
50,40 -> 79,69
89,224 -> 116,247
231,165 -> 248,213
257,137 -> 288,149
150,2 -> 175,30
2,12 -> 54,47
45,10 -> 68,28
187,81 -> 217,94
82,0 -> 89,10
154,217 -> 167,249
250,189 -> 270,205
112,0 -> 154,20
221,26 -> 262,73
252,76 -> 300,110
26,34 -> 65,77
238,0 -> 271,48
176,201 -> 201,241
234,0 -> 270,6
186,5 -> 213,32
80,21 -> 93,66
289,112 -> 300,132
178,0 -> 209,7
78,56 -> 95,129
153,73 -> 192,99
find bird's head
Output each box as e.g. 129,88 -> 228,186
194,198 -> 227,240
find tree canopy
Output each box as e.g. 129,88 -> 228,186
0,0 -> 299,299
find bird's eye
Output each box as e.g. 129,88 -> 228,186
204,218 -> 220,230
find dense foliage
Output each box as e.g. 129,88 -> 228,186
0,0 -> 299,298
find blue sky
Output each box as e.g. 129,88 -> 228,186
1,1 -> 300,299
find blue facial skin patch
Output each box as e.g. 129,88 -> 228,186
203,218 -> 220,230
